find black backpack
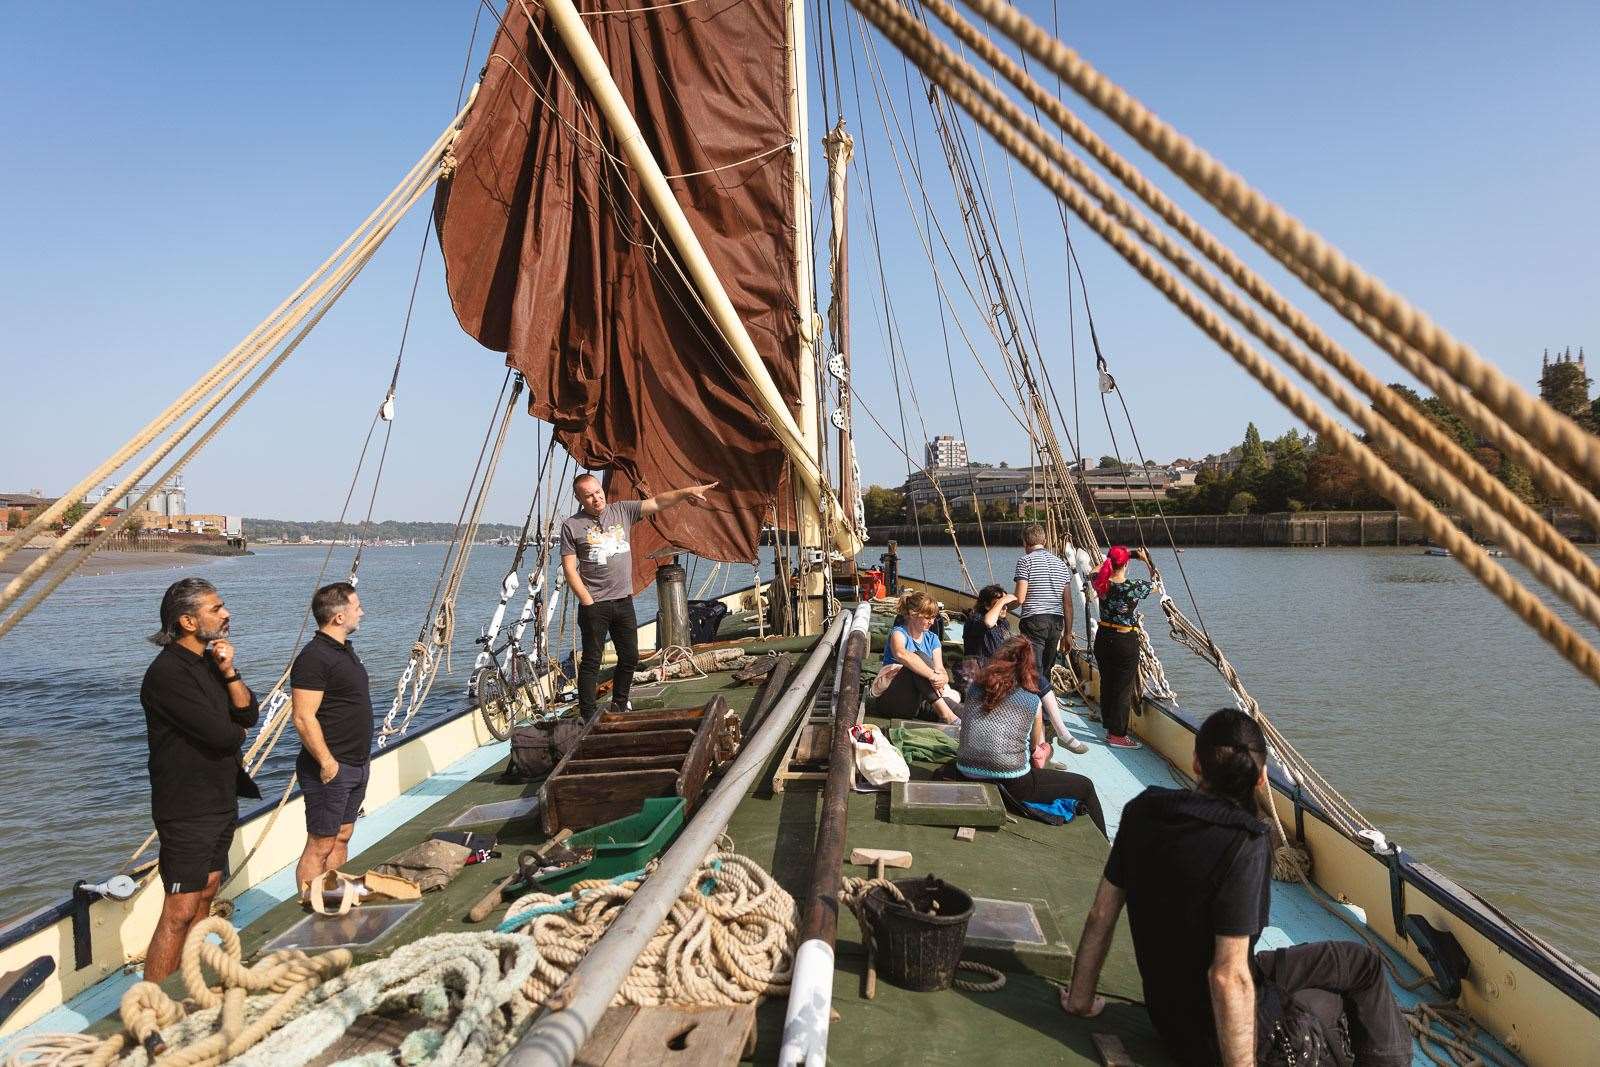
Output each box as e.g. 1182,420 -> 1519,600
500,718 -> 585,782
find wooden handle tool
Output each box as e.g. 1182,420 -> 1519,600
467,828 -> 573,923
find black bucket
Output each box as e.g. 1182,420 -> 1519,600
864,875 -> 974,992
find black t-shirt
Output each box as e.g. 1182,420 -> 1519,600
291,630 -> 373,765
141,643 -> 261,821
1105,787 -> 1271,1066
962,614 -> 1011,664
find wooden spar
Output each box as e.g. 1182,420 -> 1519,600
539,0 -> 859,558
779,603 -> 871,1066
824,121 -> 857,536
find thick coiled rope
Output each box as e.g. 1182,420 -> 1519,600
501,850 -> 798,1007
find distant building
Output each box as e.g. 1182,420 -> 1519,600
133,511 -> 241,536
1540,347 -> 1591,421
1199,448 -> 1242,476
924,435 -> 968,470
902,464 -> 1045,512
1081,464 -> 1175,504
97,474 -> 186,519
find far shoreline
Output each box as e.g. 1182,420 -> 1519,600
0,548 -> 232,579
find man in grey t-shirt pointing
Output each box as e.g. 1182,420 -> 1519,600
560,472 -> 717,717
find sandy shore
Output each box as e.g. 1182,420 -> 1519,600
0,548 -> 224,578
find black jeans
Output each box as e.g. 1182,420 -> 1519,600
982,766 -> 1107,837
1019,613 -> 1064,687
1093,626 -> 1142,737
577,597 -> 639,716
1255,941 -> 1411,1067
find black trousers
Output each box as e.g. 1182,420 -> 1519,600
577,597 -> 639,716
1093,626 -> 1141,737
1255,941 -> 1411,1067
875,651 -> 959,721
986,765 -> 1107,837
1019,613 -> 1064,686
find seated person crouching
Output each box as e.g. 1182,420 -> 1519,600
1063,707 -> 1409,1066
874,591 -> 961,725
955,637 -> 1105,835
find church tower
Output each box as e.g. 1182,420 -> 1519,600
1539,346 -> 1591,421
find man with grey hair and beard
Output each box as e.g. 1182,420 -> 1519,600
139,577 -> 260,981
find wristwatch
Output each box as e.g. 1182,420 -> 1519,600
224,672 -> 242,683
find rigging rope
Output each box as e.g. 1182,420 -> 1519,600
954,0 -> 1600,494
378,373 -> 524,746
847,0 -> 1600,687
915,0 -> 1600,606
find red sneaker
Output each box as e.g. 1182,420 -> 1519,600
1105,734 -> 1142,750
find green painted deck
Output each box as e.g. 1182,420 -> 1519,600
75,617 -> 1171,1064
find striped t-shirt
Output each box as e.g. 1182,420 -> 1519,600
1014,548 -> 1071,618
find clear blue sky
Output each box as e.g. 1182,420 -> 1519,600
2,1 -> 1596,524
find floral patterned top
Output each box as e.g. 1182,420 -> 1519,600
1099,576 -> 1153,628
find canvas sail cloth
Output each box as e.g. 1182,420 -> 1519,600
436,0 -> 799,593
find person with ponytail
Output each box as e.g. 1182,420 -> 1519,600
874,591 -> 962,724
955,637 -> 1104,834
1091,545 -> 1158,749
1063,708 -> 1408,1066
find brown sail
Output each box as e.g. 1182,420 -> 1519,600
435,0 -> 799,593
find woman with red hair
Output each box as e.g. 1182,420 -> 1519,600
956,637 -> 1105,835
1091,545 -> 1158,749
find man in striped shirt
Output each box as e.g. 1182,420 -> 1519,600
1013,524 -> 1075,686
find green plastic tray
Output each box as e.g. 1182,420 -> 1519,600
515,797 -> 686,896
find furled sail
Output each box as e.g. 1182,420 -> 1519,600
436,0 -> 800,592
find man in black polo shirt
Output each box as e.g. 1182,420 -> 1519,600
1062,708 -> 1409,1066
140,577 -> 261,981
290,581 -> 372,897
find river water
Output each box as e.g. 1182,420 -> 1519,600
0,542 -> 1595,969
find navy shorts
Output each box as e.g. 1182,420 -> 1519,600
155,811 -> 236,895
297,751 -> 369,838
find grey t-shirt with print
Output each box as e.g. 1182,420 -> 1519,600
560,500 -> 644,603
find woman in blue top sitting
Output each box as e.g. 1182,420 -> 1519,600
956,637 -> 1105,835
875,591 -> 961,725
1091,545 -> 1159,750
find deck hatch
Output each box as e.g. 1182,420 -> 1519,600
262,903 -> 421,953
448,795 -> 542,827
902,783 -> 990,807
967,898 -> 1046,944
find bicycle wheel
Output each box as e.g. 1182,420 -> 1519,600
507,652 -> 540,725
476,665 -> 514,741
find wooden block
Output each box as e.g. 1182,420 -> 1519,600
575,1006 -> 638,1066
580,1004 -> 756,1066
1091,1032 -> 1136,1067
954,826 -> 976,841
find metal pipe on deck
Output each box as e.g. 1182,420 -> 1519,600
779,602 -> 872,1066
504,611 -> 851,1067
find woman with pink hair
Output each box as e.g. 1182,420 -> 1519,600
1091,546 -> 1158,749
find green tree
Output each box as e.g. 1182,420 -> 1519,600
1258,430 -> 1309,510
1237,422 -> 1270,495
1498,461 -> 1537,505
1227,491 -> 1257,515
59,501 -> 88,530
861,485 -> 905,526
1097,455 -> 1121,469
